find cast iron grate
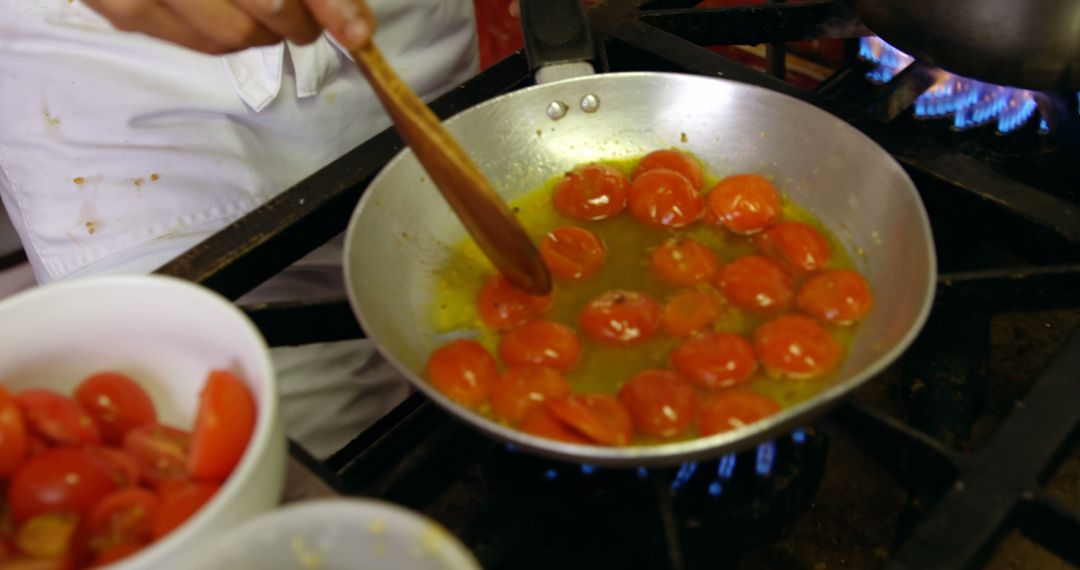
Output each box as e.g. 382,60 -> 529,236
156,1 -> 1080,568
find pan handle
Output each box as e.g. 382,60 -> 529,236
519,0 -> 597,84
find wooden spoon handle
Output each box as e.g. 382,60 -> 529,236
351,43 -> 552,295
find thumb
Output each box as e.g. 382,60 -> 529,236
302,0 -> 375,50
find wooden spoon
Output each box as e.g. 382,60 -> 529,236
351,43 -> 552,295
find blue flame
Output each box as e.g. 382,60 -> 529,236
1040,117 -> 1050,132
636,467 -> 649,479
543,468 -> 559,481
859,36 -> 1065,134
755,442 -> 776,476
580,464 -> 595,475
671,461 -> 698,492
717,453 -> 737,479
708,481 -> 723,497
792,429 -> 807,444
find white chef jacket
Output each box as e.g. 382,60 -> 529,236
0,0 -> 480,458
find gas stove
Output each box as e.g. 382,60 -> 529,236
155,1 -> 1080,568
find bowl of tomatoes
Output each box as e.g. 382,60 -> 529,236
0,275 -> 285,569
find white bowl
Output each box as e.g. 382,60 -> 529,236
192,498 -> 482,570
0,275 -> 286,569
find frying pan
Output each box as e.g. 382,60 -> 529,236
343,0 -> 936,467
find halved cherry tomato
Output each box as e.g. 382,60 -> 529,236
754,221 -> 830,273
671,331 -> 758,389
122,424 -> 190,488
86,489 -> 158,552
632,149 -> 705,189
24,435 -> 47,460
753,314 -> 842,379
152,482 -> 218,539
662,290 -> 723,337
627,169 -> 703,228
188,370 -> 255,483
88,447 -> 140,488
425,340 -> 499,408
490,367 -> 571,424
705,174 -> 781,234
498,320 -> 581,371
650,238 -> 719,286
617,370 -> 697,438
476,274 -> 555,331
579,290 -> 662,345
14,513 -> 78,559
538,227 -> 607,281
7,448 -> 117,523
89,541 -> 145,568
698,391 -> 781,435
796,269 -> 873,325
519,407 -> 590,445
552,164 -> 630,220
15,390 -> 101,447
74,372 -> 157,446
717,255 -> 795,313
546,394 -> 633,446
0,386 -> 28,478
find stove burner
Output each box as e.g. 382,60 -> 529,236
859,37 -> 1078,134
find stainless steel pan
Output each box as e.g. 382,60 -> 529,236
343,0 -> 936,467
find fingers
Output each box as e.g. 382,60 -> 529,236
82,0 -> 230,54
301,0 -> 374,51
158,0 -> 280,51
232,0 -> 322,44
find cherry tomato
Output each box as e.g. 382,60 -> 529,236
538,227 -> 607,281
0,386 -> 28,478
188,370 -> 256,483
662,290 -> 723,337
425,340 -> 499,408
796,269 -> 873,325
671,331 -> 758,389
7,448 -> 117,523
650,238 -> 719,286
698,391 -> 781,435
546,394 -> 633,446
617,370 -> 697,438
753,314 -> 842,379
74,372 -> 157,446
88,447 -> 140,488
705,174 -> 781,234
89,541 -> 145,568
476,274 -> 554,331
123,424 -> 190,488
498,320 -> 581,371
579,290 -> 662,344
14,390 -> 101,447
632,149 -> 705,189
717,255 -> 795,313
86,489 -> 158,552
552,164 -> 629,220
490,366 -> 571,424
627,169 -> 703,228
152,482 -> 218,539
24,435 -> 47,460
14,513 -> 78,559
754,221 -> 830,273
519,406 -> 590,445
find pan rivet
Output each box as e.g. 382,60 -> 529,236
580,94 -> 600,113
546,101 -> 569,120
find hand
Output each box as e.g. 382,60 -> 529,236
82,0 -> 374,55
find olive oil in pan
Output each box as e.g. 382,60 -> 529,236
430,158 -> 858,437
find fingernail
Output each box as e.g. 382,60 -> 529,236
344,19 -> 369,48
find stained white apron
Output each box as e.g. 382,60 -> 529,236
0,0 -> 480,457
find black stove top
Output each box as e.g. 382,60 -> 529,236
156,1 -> 1080,568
